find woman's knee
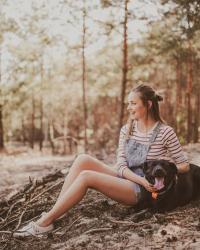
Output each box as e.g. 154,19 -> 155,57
72,154 -> 92,170
77,170 -> 95,186
76,153 -> 91,162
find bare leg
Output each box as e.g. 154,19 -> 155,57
57,154 -> 117,201
37,170 -> 137,227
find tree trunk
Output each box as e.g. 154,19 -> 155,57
30,92 -> 35,149
118,0 -> 129,140
39,99 -> 43,151
0,105 -> 4,149
186,43 -> 193,143
39,57 -> 44,151
48,119 -> 55,154
0,46 -> 4,149
21,116 -> 26,145
63,116 -> 67,155
193,91 -> 200,143
82,0 -> 88,152
175,57 -> 181,134
193,57 -> 200,143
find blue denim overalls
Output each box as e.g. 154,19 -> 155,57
124,121 -> 161,201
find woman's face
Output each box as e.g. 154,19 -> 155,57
127,92 -> 148,120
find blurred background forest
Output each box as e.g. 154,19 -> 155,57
1,0 -> 200,156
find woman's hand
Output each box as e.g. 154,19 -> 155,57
140,177 -> 158,193
122,168 -> 158,192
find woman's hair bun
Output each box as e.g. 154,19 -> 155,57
155,93 -> 163,102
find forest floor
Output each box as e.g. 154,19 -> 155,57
0,143 -> 200,250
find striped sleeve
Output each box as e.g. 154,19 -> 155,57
116,125 -> 128,177
162,127 -> 188,165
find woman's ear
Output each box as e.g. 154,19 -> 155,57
148,100 -> 152,110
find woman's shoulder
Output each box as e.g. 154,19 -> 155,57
159,123 -> 177,141
159,122 -> 174,133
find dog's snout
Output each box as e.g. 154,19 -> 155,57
153,166 -> 166,177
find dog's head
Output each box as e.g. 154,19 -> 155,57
143,160 -> 178,191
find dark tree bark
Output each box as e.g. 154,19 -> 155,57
82,0 -> 88,152
0,47 -> 4,149
0,104 -> 4,149
118,0 -> 129,139
186,42 -> 193,143
185,6 -> 196,143
63,115 -> 67,155
30,92 -> 35,149
175,56 -> 181,134
39,56 -> 44,151
21,116 -> 26,145
193,91 -> 200,143
193,58 -> 200,143
48,119 -> 55,154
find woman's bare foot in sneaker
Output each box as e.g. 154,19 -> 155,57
13,221 -> 54,237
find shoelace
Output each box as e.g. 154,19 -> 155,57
29,222 -> 40,235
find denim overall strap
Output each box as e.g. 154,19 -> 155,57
150,122 -> 161,143
146,121 -> 161,149
125,122 -> 161,171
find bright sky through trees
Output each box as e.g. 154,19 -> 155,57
1,0 -> 167,85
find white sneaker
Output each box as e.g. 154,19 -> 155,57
13,221 -> 54,237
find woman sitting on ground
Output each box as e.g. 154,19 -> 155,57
14,83 -> 189,237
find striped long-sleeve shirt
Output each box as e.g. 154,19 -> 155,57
117,121 -> 189,177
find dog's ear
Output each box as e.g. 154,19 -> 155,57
169,162 -> 178,175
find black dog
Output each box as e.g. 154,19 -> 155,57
139,160 -> 200,212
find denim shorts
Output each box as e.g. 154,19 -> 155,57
117,173 -> 142,203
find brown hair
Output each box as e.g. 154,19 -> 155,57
126,83 -> 165,139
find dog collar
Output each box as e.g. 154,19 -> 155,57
152,192 -> 158,199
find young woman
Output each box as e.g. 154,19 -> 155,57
14,84 -> 189,237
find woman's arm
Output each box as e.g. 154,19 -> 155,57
122,168 -> 157,193
162,127 -> 189,173
116,126 -> 128,176
122,168 -> 144,185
